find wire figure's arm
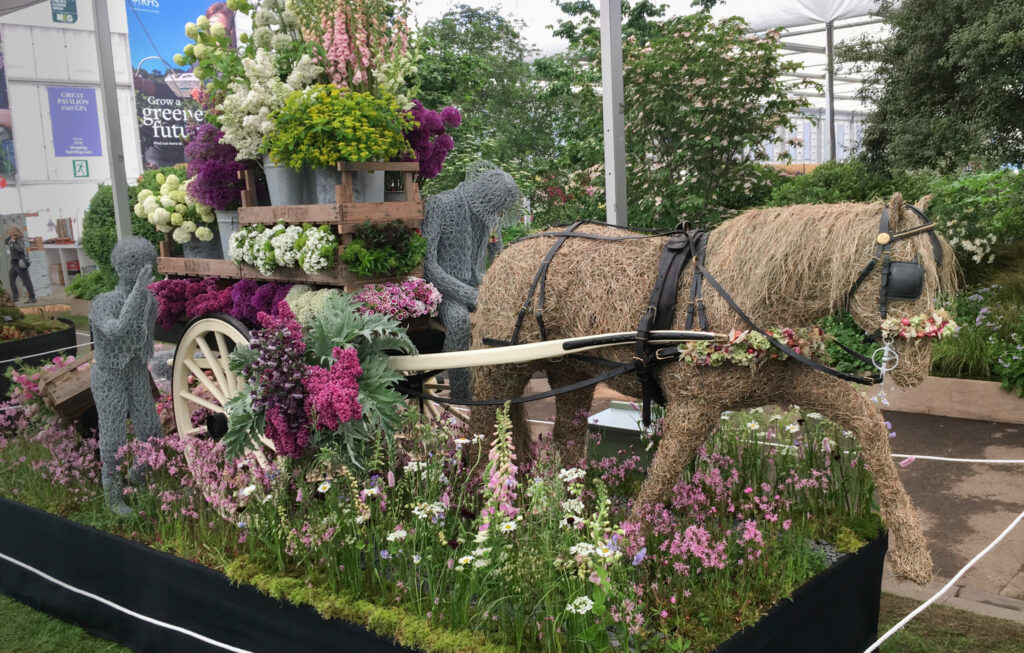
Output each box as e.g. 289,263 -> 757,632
90,265 -> 152,339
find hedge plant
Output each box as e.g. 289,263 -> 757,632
68,168 -> 178,299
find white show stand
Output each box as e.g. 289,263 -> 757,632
43,242 -> 94,287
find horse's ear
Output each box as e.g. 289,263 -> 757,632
915,194 -> 933,212
888,191 -> 914,229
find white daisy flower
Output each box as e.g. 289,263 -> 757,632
239,484 -> 257,498
500,521 -> 516,533
746,421 -> 761,431
317,481 -> 332,494
785,423 -> 800,434
458,555 -> 474,565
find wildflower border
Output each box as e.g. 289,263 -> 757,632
0,496 -> 888,653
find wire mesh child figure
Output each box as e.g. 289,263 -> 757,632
423,167 -> 522,401
89,236 -> 161,516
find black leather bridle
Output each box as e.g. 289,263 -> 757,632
846,204 -> 945,322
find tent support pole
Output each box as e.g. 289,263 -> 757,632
93,0 -> 132,240
600,0 -> 627,226
826,20 -> 836,162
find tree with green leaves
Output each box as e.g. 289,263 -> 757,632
414,4 -> 556,191
843,0 -> 1024,171
623,13 -> 809,228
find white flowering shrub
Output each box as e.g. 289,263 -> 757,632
219,48 -> 322,160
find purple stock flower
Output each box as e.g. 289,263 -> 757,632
403,100 -> 459,178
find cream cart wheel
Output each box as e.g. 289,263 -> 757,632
171,313 -> 276,468
406,371 -> 469,429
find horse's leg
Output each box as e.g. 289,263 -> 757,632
469,362 -> 535,466
545,363 -> 597,467
789,375 -> 933,584
632,399 -> 721,516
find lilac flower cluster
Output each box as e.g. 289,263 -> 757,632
403,100 -> 460,178
353,277 -> 442,321
242,302 -> 309,458
303,346 -> 362,431
184,123 -> 246,211
149,277 -> 291,329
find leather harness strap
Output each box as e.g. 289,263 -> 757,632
634,231 -> 695,425
684,231 -> 710,331
508,220 -> 585,345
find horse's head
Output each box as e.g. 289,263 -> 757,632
846,193 -> 958,387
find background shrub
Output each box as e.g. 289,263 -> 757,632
71,168 -> 178,299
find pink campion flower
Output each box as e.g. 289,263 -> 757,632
782,519 -> 793,531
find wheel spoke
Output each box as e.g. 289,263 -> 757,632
180,390 -> 225,415
195,337 -> 231,401
214,332 -> 237,396
182,358 -> 227,406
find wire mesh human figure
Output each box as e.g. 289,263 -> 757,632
89,237 -> 161,516
423,167 -> 523,401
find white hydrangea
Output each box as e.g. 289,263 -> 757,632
194,226 -> 214,242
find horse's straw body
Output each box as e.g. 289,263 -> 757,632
470,194 -> 956,584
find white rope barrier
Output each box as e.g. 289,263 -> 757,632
0,550 -> 253,652
0,342 -> 91,366
863,508 -> 1024,652
891,453 -> 1024,464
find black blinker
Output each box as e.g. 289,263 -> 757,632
886,261 -> 925,301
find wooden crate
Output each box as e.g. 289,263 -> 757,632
37,351 -> 160,421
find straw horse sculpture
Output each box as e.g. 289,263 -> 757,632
469,194 -> 955,584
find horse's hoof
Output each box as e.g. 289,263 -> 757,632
889,548 -> 934,585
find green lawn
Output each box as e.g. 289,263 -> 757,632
0,594 -> 127,653
2,588 -> 1022,652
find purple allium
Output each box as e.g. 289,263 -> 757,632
440,106 -> 461,128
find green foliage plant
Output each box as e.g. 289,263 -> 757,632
925,170 -> 1024,267
623,13 -> 814,228
264,85 -> 415,169
818,312 -> 875,375
340,220 -> 426,278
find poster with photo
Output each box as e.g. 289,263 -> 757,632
125,0 -> 237,168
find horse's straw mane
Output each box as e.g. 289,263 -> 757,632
704,195 -> 957,326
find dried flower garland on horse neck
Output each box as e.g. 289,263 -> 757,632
678,326 -> 829,368
879,309 -> 957,340
679,311 -> 958,369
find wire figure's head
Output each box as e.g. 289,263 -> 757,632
110,236 -> 157,286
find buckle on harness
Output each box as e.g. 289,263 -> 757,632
654,347 -> 678,361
